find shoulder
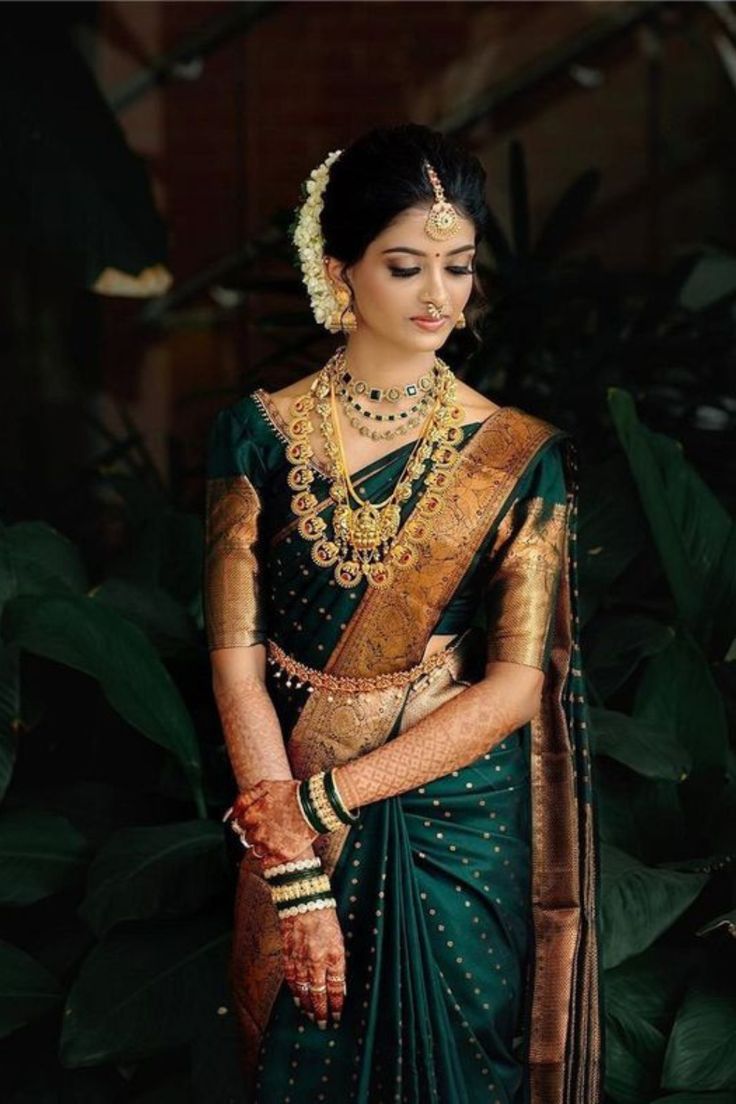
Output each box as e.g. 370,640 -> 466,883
258,371 -> 321,423
205,392 -> 278,486
453,378 -> 503,422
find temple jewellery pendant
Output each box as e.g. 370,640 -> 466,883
283,348 -> 468,589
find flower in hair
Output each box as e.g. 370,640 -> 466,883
291,149 -> 343,329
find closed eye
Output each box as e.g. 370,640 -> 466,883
388,266 -> 474,278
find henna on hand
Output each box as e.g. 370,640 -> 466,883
232,778 -> 318,865
280,908 -> 346,1027
333,664 -> 542,811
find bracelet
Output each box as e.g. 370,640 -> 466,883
263,855 -> 323,881
324,769 -> 360,825
277,896 -> 337,919
270,874 -> 332,904
297,770 -> 361,835
295,781 -> 331,830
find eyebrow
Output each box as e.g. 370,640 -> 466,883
381,244 -> 476,256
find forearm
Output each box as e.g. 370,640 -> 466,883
333,672 -> 536,811
212,663 -> 317,859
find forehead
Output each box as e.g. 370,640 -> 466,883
370,205 -> 476,252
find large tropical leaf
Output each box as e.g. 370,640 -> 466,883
0,521 -> 87,609
604,946 -> 693,1104
79,820 -> 226,937
1,594 -> 204,815
601,844 -> 709,969
661,952 -> 736,1091
584,613 -> 675,700
608,389 -> 736,653
0,809 -> 90,905
589,707 -> 691,782
90,577 -> 198,658
634,633 -> 729,776
60,916 -> 231,1066
0,939 -> 62,1038
0,641 -> 21,802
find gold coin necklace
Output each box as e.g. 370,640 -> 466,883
285,348 -> 467,589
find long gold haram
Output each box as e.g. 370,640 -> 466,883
284,349 -> 467,589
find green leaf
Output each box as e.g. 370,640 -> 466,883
584,613 -> 675,700
60,916 -> 231,1066
608,389 -> 736,651
589,706 -> 691,781
0,809 -> 90,905
634,633 -> 729,775
90,578 -> 197,658
604,946 -> 693,1103
661,953 -> 736,1091
0,641 -> 21,802
0,939 -> 62,1038
0,521 -> 87,609
2,594 -> 204,815
79,821 -> 227,937
601,844 -> 709,968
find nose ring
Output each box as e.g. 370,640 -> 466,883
425,302 -> 445,320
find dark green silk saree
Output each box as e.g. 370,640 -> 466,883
204,386 -> 605,1104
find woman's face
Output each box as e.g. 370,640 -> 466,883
325,205 -> 477,352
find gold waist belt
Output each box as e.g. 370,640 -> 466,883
266,636 -> 460,699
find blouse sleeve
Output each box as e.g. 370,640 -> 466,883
203,402 -> 268,650
483,441 -> 570,672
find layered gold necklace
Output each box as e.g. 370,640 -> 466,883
285,348 -> 467,589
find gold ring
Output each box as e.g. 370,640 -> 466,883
309,984 -> 327,993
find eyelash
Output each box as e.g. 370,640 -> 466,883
388,266 -> 474,278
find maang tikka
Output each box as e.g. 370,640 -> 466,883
423,160 -> 461,241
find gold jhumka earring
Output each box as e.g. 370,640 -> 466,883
326,282 -> 357,334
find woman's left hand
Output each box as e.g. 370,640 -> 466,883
231,779 -> 318,865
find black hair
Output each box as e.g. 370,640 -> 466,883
319,123 -> 491,340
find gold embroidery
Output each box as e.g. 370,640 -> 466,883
204,474 -> 265,649
485,497 -> 569,671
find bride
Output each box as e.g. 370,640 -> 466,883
204,122 -> 604,1104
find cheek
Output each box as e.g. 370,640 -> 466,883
360,274 -> 409,317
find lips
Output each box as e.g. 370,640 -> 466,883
412,316 -> 447,322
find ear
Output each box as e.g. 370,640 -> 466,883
323,255 -> 350,294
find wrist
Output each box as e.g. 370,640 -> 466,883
331,764 -> 362,813
297,770 -> 360,833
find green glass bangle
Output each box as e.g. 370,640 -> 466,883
298,778 -> 331,834
275,889 -> 334,913
323,768 -> 359,825
267,863 -> 325,889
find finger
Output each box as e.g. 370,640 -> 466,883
326,955 -> 346,1024
294,966 -> 313,1021
309,964 -> 329,1030
233,785 -> 265,813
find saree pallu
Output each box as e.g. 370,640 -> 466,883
204,391 -> 605,1104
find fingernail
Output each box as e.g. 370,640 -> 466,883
293,997 -> 301,1008
317,1020 -> 327,1030
332,1014 -> 342,1027
306,1012 -> 315,1022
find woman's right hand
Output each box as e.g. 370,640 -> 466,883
279,908 -> 347,1029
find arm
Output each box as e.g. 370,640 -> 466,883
211,644 -> 320,864
332,660 -> 543,811
204,405 -> 318,863
334,451 -> 570,811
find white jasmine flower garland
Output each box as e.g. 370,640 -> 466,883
290,149 -> 344,330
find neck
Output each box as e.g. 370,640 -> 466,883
340,331 -> 439,385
